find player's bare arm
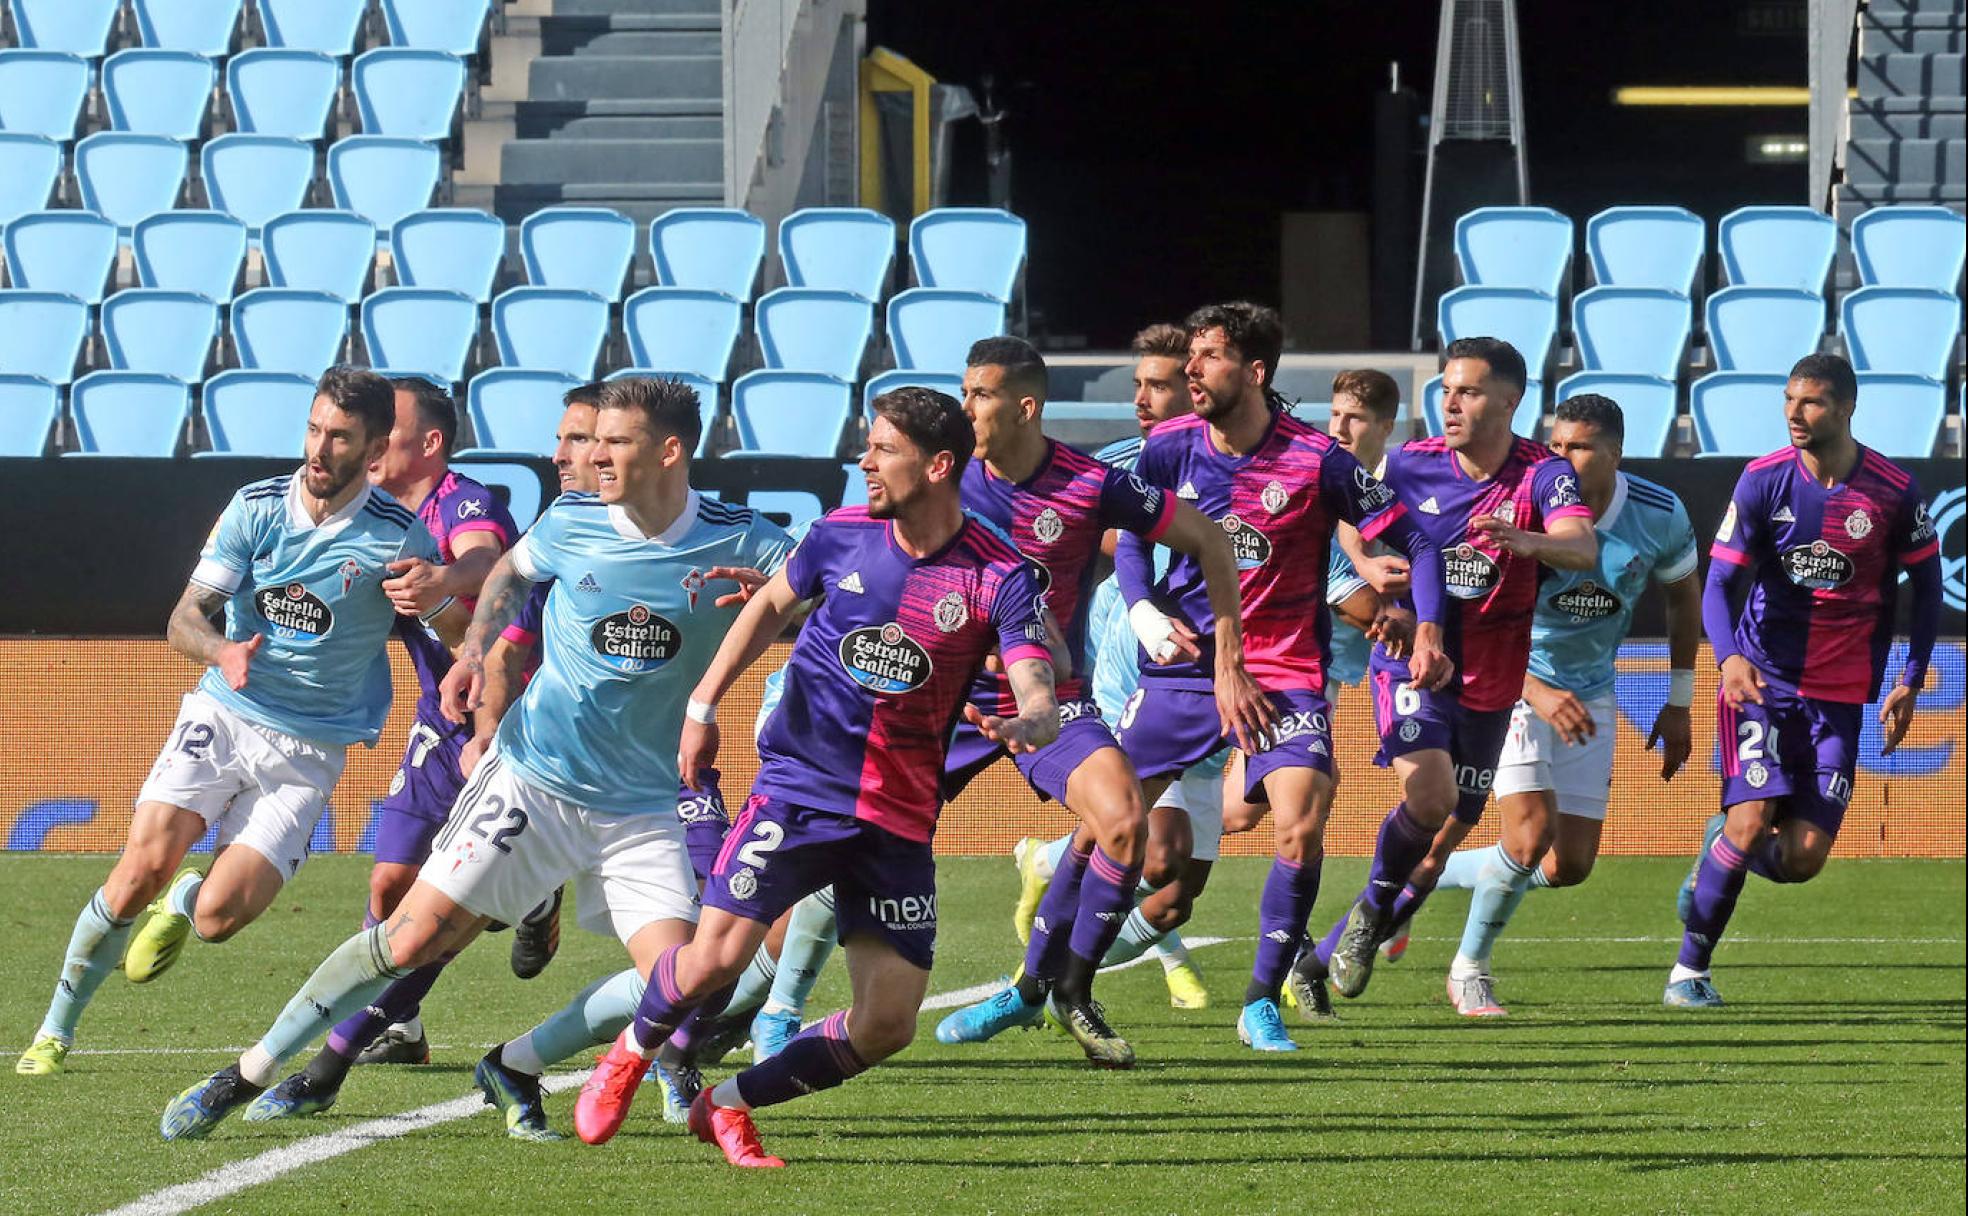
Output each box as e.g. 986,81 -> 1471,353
462,633 -> 531,777
1471,511 -> 1598,572
700,565 -> 771,608
1649,571 -> 1701,778
1522,671 -> 1594,746
382,531 -> 501,616
1154,499 -> 1276,751
439,552 -> 536,724
1337,521 -> 1410,596
678,568 -> 808,788
964,655 -> 1061,755
168,580 -> 261,690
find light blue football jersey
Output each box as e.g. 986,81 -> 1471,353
1529,472 -> 1697,700
498,491 -> 793,815
1323,545 -> 1372,686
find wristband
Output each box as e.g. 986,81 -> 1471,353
686,699 -> 718,725
1127,601 -> 1178,663
417,595 -> 456,625
1667,669 -> 1695,708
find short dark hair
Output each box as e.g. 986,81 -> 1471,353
564,380 -> 608,409
314,365 -> 395,442
1443,336 -> 1528,395
392,375 -> 458,456
966,335 -> 1048,404
1789,353 -> 1857,406
1185,301 -> 1285,387
871,386 -> 974,475
1553,392 -> 1625,445
1331,368 -> 1401,421
597,376 -> 702,456
1130,323 -> 1190,361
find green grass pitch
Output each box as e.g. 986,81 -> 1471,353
3,854 -> 1962,1215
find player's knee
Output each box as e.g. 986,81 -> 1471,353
854,1008 -> 916,1060
1221,801 -> 1263,834
1092,803 -> 1146,863
1783,849 -> 1829,882
1143,839 -> 1188,888
1144,889 -> 1194,933
1273,817 -> 1324,862
104,857 -> 175,917
190,895 -> 253,943
1547,854 -> 1593,887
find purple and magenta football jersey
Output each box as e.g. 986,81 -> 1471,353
1709,446 -> 1938,704
394,470 -> 516,715
751,507 -> 1051,843
1368,436 -> 1593,713
1116,410 -> 1419,695
961,439 -> 1173,713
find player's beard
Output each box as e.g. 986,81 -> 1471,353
1189,378 -> 1240,422
307,452 -> 365,500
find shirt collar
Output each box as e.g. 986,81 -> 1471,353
607,491 -> 701,544
287,469 -> 373,535
1598,472 -> 1630,532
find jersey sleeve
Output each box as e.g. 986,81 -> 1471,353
1098,465 -> 1175,540
745,514 -> 798,577
1651,495 -> 1700,584
501,582 -> 550,647
1326,545 -> 1369,607
443,482 -> 516,549
992,559 -> 1054,669
396,516 -> 443,565
1898,479 -> 1941,690
1702,468 -> 1765,667
1901,483 -> 1940,567
507,501 -> 565,583
1531,459 -> 1593,527
1707,467 -> 1765,572
780,517 -> 833,601
1319,444 -> 1407,542
189,490 -> 263,595
1114,433 -> 1179,606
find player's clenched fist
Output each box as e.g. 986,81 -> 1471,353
439,656 -> 484,724
217,633 -> 262,691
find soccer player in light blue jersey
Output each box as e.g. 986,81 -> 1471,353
157,377 -> 790,1139
1421,393 -> 1703,1017
18,368 -> 464,1079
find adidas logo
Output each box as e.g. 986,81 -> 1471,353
576,572 -> 602,593
1265,929 -> 1294,944
1032,916 -> 1048,934
1772,506 -> 1795,523
837,571 -> 866,594
1096,910 -> 1123,922
1176,481 -> 1199,500
1419,496 -> 1441,514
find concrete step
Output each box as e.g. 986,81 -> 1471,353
493,186 -> 721,227
564,29 -> 722,56
516,95 -> 721,138
1835,194 -> 1966,229
552,115 -> 723,139
529,54 -> 720,103
551,0 -> 719,16
1848,102 -> 1967,140
1846,137 -> 1966,186
1863,19 -> 1965,54
1857,52 -> 1966,99
1836,181 -> 1968,211
502,136 -> 723,184
1863,0 -> 1966,22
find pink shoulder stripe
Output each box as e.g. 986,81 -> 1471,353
1710,543 -> 1749,567
1745,449 -> 1793,472
1407,436 -> 1450,453
1002,642 -> 1052,668
1861,449 -> 1911,489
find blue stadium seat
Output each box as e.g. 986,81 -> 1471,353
0,50 -> 90,141
622,287 -> 742,382
1717,205 -> 1837,292
755,288 -> 872,381
520,207 -> 636,301
729,370 -> 852,458
1571,286 -> 1692,378
328,137 -> 442,234
66,371 -> 191,457
134,211 -> 247,304
200,369 -> 316,458
1421,374 -> 1544,438
1584,205 -> 1705,294
2,211 -> 118,306
1841,286 -> 1963,382
102,50 -> 216,140
909,208 -> 1026,300
101,290 -> 220,383
839,463 -> 868,507
0,133 -> 62,227
860,369 -> 963,420
0,374 -> 60,456
602,368 -> 721,455
780,207 -> 896,300
0,290 -> 88,384
10,0 -> 120,56
361,287 -> 478,383
381,0 -> 492,57
466,368 -> 582,457
352,50 -> 466,142
1436,285 -> 1559,375
134,0 -> 244,57
262,210 -> 375,301
650,208 -> 767,300
1690,371 -> 1790,456
1852,372 -> 1947,459
1553,371 -> 1678,458
491,287 -> 609,379
200,134 -> 315,236
231,288 -> 348,377
1453,206 -> 1574,296
391,209 -> 505,304
76,133 -> 189,238
1851,205 -> 1968,293
258,0 -> 366,57
886,288 -> 1006,373
226,50 -> 340,139
1704,287 -> 1825,372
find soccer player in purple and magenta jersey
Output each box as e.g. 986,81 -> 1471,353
934,335 -> 1263,1067
573,386 -> 1062,1167
1113,302 -> 1455,1052
1666,354 -> 1941,1008
1303,336 -> 1599,1006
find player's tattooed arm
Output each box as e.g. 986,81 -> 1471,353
462,635 -> 531,777
1648,571 -> 1702,778
168,580 -> 262,690
678,570 -> 808,789
439,552 -> 535,725
965,656 -> 1061,755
